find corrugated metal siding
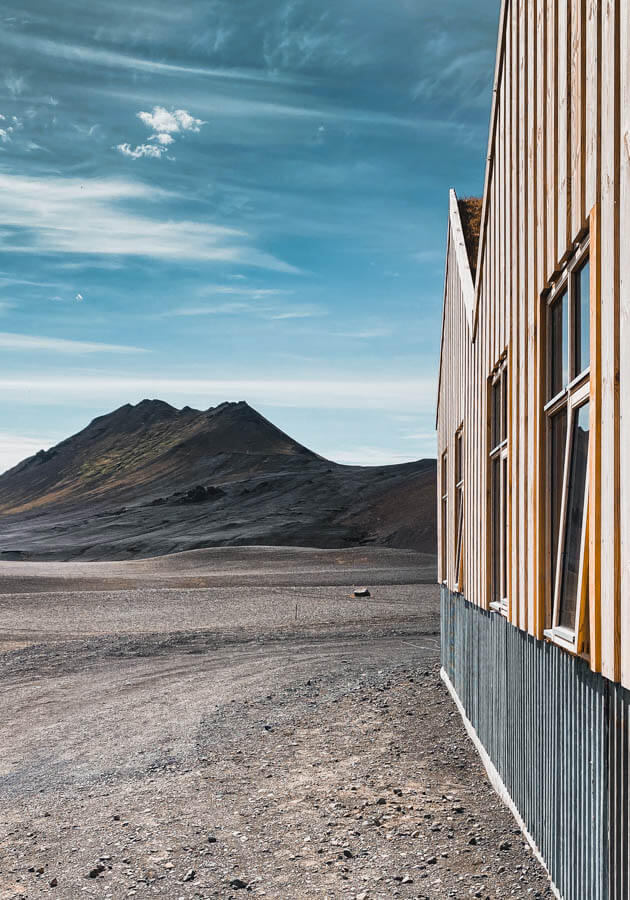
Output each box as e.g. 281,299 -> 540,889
442,587 -> 630,899
608,685 -> 630,900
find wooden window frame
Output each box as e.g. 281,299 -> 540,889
440,450 -> 448,584
543,237 -> 591,654
454,426 -> 464,593
488,357 -> 509,616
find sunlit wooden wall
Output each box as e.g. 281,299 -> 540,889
436,0 -> 630,685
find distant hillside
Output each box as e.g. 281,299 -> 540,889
0,400 -> 436,561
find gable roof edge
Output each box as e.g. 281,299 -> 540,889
435,217 -> 452,429
449,189 -> 476,333
436,189 -> 476,429
471,0 -> 510,339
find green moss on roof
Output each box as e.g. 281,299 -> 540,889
457,196 -> 483,279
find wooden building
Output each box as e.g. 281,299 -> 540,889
436,0 -> 629,896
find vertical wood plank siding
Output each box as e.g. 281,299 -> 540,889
620,0 -> 630,685
442,588 -> 630,899
436,0 -> 629,686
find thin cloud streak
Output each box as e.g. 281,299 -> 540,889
197,285 -> 291,298
335,327 -> 393,339
0,31 -> 311,87
322,446 -> 430,466
164,302 -> 323,319
0,333 -> 148,354
77,83 -> 477,140
143,90 -> 473,137
0,174 -> 299,272
0,375 -> 438,412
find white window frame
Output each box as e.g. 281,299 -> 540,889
454,426 -> 464,593
489,357 -> 508,616
440,450 -> 448,584
543,238 -> 590,652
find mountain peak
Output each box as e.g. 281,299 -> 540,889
0,398 -> 321,511
86,399 -> 179,434
0,398 -> 436,558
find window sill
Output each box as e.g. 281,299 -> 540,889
489,600 -> 508,617
543,627 -> 577,653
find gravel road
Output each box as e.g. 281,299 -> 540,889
0,548 -> 551,899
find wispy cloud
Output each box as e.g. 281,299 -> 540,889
411,249 -> 444,264
0,174 -> 298,271
268,309 -> 317,320
0,274 -> 61,288
0,432 -> 59,475
0,374 -> 437,412
0,31 -> 309,86
165,301 -> 323,320
166,302 -> 253,316
322,446 -> 424,466
72,122 -> 99,137
413,48 -> 495,109
335,327 -> 393,340
184,91 -> 454,135
162,284 -> 315,319
197,285 -> 290,299
0,332 -> 148,354
402,431 -> 437,441
4,71 -> 26,96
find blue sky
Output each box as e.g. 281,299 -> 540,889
0,0 -> 499,473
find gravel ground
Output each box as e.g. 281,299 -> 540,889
0,548 -> 552,899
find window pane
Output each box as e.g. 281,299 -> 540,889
549,289 -> 568,398
558,402 -> 590,630
492,456 -> 501,602
441,452 -> 448,580
574,261 -> 590,375
491,380 -> 500,448
455,486 -> 463,583
501,455 -> 508,600
501,370 -> 508,443
441,495 -> 448,579
455,432 -> 462,483
550,407 -> 568,599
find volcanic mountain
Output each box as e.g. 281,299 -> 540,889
0,400 -> 436,561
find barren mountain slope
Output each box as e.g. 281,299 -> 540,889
0,400 -> 436,561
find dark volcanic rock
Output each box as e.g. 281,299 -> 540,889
177,485 -> 225,504
0,400 -> 437,561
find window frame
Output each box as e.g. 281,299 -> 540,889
454,426 -> 464,593
543,237 -> 591,653
440,449 -> 448,585
488,356 -> 509,616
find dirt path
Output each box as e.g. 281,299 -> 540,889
0,549 -> 551,898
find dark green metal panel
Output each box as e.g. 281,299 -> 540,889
440,587 -> 629,900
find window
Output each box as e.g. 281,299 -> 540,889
544,241 -> 590,651
440,450 -> 448,583
454,427 -> 464,591
489,358 -> 508,613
